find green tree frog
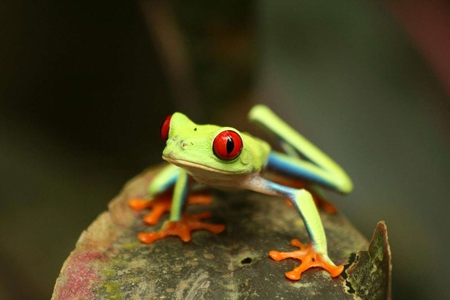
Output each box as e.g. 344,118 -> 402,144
129,105 -> 353,280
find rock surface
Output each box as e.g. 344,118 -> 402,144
52,165 -> 390,299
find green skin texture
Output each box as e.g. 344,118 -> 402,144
149,105 -> 353,270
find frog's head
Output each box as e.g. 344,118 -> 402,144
160,112 -> 270,175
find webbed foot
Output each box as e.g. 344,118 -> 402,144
311,196 -> 337,214
137,212 -> 225,244
269,239 -> 343,280
129,191 -> 172,225
129,191 -> 212,225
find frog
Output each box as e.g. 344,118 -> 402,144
129,104 -> 353,280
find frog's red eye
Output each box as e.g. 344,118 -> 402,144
213,130 -> 243,160
160,115 -> 172,141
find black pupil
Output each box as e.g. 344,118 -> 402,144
226,136 -> 234,154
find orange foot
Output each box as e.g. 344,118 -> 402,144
312,196 -> 338,214
269,239 -> 344,280
137,212 -> 225,244
186,191 -> 213,205
129,191 -> 172,225
129,191 -> 212,225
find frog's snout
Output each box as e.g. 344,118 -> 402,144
166,136 -> 187,150
164,136 -> 195,154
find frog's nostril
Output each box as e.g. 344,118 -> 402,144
180,140 -> 188,149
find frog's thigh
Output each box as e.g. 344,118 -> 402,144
267,152 -> 332,188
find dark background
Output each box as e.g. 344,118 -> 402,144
1,0 -> 450,299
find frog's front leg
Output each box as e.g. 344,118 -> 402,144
129,164 -> 213,225
250,177 -> 343,280
129,164 -> 180,224
137,169 -> 225,244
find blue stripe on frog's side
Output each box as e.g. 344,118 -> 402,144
267,152 -> 337,190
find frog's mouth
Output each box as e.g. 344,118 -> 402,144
162,155 -> 234,175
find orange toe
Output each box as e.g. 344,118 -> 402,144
129,190 -> 214,225
137,213 -> 225,244
129,198 -> 152,211
269,239 -> 343,280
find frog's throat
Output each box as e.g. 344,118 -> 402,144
162,156 -> 246,175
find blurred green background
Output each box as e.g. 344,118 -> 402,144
1,0 -> 449,299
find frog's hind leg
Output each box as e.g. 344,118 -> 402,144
266,152 -> 339,213
249,105 -> 353,194
260,179 -> 343,280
